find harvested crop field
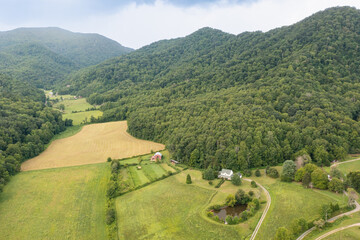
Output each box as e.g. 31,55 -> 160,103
21,121 -> 165,171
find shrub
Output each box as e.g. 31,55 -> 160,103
235,189 -> 251,205
274,227 -> 292,240
328,178 -> 344,193
265,166 -> 270,174
290,218 -> 308,236
215,179 -> 225,188
203,167 -> 216,180
295,167 -> 306,182
186,174 -> 192,184
167,170 -> 173,175
214,215 -> 221,222
255,169 -> 261,177
248,190 -> 254,197
240,210 -> 248,221
106,208 -> 116,225
211,204 -> 221,211
281,160 -> 297,182
302,171 -> 311,188
225,194 -> 236,207
208,181 -> 213,185
233,216 -> 240,224
207,211 -> 214,217
252,198 -> 260,210
267,168 -> 279,178
330,167 -> 344,180
231,174 -> 242,186
107,157 -> 112,162
311,169 -> 328,189
226,215 -> 233,224
243,169 -> 252,177
251,180 -> 257,188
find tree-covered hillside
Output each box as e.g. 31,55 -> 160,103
0,74 -> 65,191
0,27 -> 133,88
60,7 -> 360,170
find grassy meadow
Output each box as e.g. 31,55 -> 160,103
304,159 -> 360,240
116,168 -> 266,239
325,227 -> 360,240
0,163 -> 109,240
21,121 -> 165,171
53,98 -> 103,125
253,168 -> 348,240
337,160 -> 360,175
116,173 -> 256,239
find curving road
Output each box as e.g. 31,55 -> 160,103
314,223 -> 360,240
243,178 -> 271,240
332,157 -> 360,168
297,157 -> 360,240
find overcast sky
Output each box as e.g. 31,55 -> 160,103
0,0 -> 359,49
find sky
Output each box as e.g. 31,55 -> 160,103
0,0 -> 360,49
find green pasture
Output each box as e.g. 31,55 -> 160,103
116,173 -> 254,239
0,163 -> 109,240
62,110 -> 103,125
305,212 -> 360,239
337,161 -> 360,175
52,96 -> 103,125
127,166 -> 150,187
255,169 -> 348,240
141,163 -> 167,180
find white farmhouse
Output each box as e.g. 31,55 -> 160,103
218,169 -> 234,180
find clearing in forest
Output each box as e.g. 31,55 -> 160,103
21,121 -> 165,171
53,98 -> 102,125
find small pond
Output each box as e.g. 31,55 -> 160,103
213,205 -> 247,221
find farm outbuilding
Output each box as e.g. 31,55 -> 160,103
151,152 -> 162,162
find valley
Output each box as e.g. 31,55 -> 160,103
1,6 -> 360,240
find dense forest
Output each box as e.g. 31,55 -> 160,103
58,7 -> 360,170
0,74 -> 66,191
0,27 -> 133,88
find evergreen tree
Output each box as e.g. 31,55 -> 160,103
186,174 -> 192,184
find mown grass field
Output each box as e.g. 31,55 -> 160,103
116,172 -> 257,239
21,121 -> 165,171
0,163 -> 109,240
63,110 -> 103,125
254,168 -> 348,240
53,98 -> 103,125
337,160 -> 360,175
128,165 -> 150,186
325,227 -> 360,240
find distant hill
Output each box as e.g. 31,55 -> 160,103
60,7 -> 360,169
0,27 -> 133,88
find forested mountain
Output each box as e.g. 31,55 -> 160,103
0,74 -> 65,191
0,27 -> 132,88
61,7 -> 360,170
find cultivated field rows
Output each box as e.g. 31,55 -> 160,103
21,121 -> 165,171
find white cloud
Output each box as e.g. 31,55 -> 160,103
2,0 -> 360,49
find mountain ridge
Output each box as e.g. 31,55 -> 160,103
55,6 -> 360,169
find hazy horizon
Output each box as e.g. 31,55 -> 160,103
0,0 -> 360,49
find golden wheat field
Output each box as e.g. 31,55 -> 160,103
21,121 -> 165,171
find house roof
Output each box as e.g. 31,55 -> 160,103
219,169 -> 233,176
